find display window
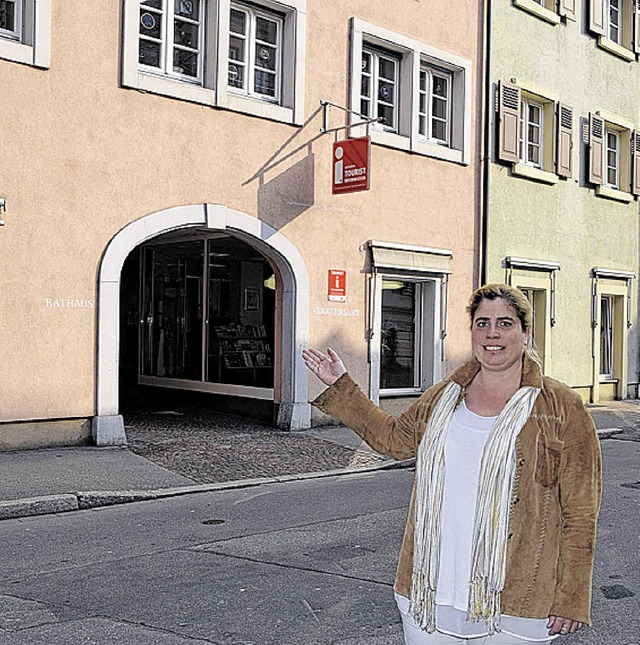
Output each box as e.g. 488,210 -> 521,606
139,235 -> 275,392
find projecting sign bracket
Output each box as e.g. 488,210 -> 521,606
320,100 -> 381,140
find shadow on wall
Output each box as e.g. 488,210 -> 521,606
258,148 -> 315,229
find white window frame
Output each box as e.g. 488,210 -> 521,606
0,0 -> 21,40
0,0 -> 50,68
419,64 -> 452,146
122,0 -> 306,125
605,127 -> 620,189
360,46 -> 400,133
138,0 -> 205,83
599,294 -> 615,379
607,0 -> 622,44
519,97 -> 544,169
349,18 -> 471,165
228,2 -> 283,103
593,110 -> 634,202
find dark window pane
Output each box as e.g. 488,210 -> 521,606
378,104 -> 395,127
228,62 -> 244,87
433,75 -> 448,98
361,75 -> 370,98
229,36 -> 244,62
380,282 -> 416,390
254,69 -> 276,96
139,40 -> 161,67
174,49 -> 198,76
174,20 -> 199,47
420,72 -> 426,92
432,96 -> 446,119
419,115 -> 426,136
432,119 -> 447,141
360,98 -> 370,117
230,9 -> 246,35
0,1 -> 16,32
255,44 -> 276,71
140,10 -> 162,39
378,56 -> 396,80
256,17 -> 277,45
362,52 -> 371,74
142,0 -> 163,9
174,0 -> 199,20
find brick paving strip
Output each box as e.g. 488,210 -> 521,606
124,408 -> 389,484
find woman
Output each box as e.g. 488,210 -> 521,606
303,284 -> 601,644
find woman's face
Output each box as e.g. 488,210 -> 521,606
471,297 -> 528,374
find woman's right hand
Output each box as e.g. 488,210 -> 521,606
302,347 -> 346,386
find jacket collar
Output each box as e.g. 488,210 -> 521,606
448,352 -> 543,389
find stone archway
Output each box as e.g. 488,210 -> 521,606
93,203 -> 310,445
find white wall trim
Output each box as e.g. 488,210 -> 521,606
95,203 -> 310,444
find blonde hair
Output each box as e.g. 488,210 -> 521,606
467,283 -> 542,366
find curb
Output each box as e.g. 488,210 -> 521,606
0,457 -> 415,522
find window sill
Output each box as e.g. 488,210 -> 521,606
597,36 -> 636,62
511,164 -> 559,184
513,0 -> 561,25
0,37 -> 48,68
221,92 -> 300,126
123,71 -> 216,106
414,139 -> 467,165
595,185 -> 634,203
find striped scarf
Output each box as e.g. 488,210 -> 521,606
409,380 -> 540,634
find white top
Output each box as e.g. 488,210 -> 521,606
397,401 -> 555,641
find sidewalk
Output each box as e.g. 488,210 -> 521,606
0,400 -> 637,522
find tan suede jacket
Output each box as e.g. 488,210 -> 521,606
313,354 -> 602,625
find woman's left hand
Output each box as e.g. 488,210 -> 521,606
547,615 -> 584,636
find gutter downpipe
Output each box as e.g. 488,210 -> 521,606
479,0 -> 492,287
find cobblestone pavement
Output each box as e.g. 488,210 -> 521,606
124,408 -> 387,484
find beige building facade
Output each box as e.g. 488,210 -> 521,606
0,0 -> 482,448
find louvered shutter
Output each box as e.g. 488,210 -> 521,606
559,0 -> 576,21
631,131 -> 640,196
498,81 -> 521,164
589,113 -> 605,185
634,1 -> 640,55
556,104 -> 573,178
589,0 -> 605,35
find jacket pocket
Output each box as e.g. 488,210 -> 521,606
535,433 -> 564,487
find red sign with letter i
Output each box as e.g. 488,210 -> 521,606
332,137 -> 370,194
328,270 -> 346,302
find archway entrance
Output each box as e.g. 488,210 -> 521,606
94,204 -> 310,445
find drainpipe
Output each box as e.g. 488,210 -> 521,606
479,0 -> 492,287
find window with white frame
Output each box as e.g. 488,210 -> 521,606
605,127 -> 620,189
589,0 -> 640,59
349,19 -> 472,164
497,82 -> 574,182
419,65 -> 452,145
0,0 -> 20,40
512,0 -> 574,24
138,0 -> 204,81
519,98 -> 543,169
360,47 -> 400,132
122,0 -> 306,125
607,0 -> 621,43
228,3 -> 282,102
0,0 -> 50,67
599,295 -> 614,378
588,112 -> 640,200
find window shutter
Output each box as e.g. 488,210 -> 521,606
589,0 -> 605,35
588,113 -> 604,185
498,81 -> 521,164
559,0 -> 577,21
632,131 -> 640,196
556,104 -> 573,178
634,1 -> 640,54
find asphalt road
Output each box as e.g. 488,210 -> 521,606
0,439 -> 638,644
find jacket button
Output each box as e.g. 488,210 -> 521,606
508,532 -> 513,540
518,458 -> 526,466
513,496 -> 520,504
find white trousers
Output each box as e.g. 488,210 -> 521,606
401,617 -> 551,645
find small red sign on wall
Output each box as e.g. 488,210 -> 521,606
332,137 -> 370,194
328,270 -> 346,302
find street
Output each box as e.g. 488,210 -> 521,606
1,439 -> 638,644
